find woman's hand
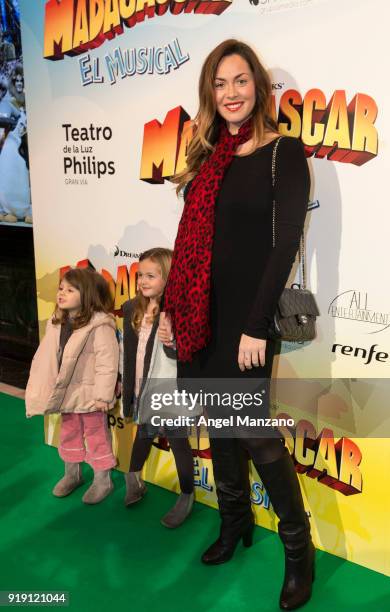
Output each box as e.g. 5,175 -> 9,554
238,334 -> 267,371
95,400 -> 110,412
158,311 -> 174,347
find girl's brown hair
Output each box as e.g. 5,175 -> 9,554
173,39 -> 278,195
131,247 -> 173,334
53,268 -> 114,329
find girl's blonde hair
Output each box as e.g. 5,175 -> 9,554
173,39 -> 278,195
131,247 -> 173,334
53,268 -> 114,329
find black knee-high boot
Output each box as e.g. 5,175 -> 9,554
255,447 -> 315,610
201,437 -> 254,565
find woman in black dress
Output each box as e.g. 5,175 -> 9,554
161,39 -> 314,610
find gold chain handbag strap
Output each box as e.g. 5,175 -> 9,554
271,136 -> 306,290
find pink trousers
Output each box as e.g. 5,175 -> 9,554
58,412 -> 117,471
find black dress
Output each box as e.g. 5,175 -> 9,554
175,136 -> 314,577
177,136 -> 310,391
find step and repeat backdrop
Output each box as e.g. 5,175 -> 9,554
0,0 -> 32,227
20,0 -> 389,575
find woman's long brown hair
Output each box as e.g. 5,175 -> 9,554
173,39 -> 278,195
53,268 -> 114,329
131,247 -> 173,334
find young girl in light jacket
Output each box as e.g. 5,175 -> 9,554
26,268 -> 119,504
121,247 -> 194,528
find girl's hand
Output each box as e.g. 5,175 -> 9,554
158,311 -> 174,347
115,381 -> 122,399
95,400 -> 110,412
238,334 -> 267,371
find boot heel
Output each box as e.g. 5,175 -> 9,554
242,526 -> 253,548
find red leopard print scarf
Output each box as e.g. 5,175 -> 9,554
164,117 -> 253,362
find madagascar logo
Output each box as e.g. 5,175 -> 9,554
278,416 -> 363,496
140,89 -> 379,182
44,0 -> 232,60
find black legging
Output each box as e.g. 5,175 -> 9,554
129,425 -> 194,494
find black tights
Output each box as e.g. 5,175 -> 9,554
129,425 -> 194,494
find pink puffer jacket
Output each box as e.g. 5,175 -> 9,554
25,312 -> 119,417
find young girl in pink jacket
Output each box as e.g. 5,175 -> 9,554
26,268 -> 119,504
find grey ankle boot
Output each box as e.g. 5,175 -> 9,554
52,462 -> 84,497
124,471 -> 147,506
82,469 -> 113,504
161,492 -> 194,528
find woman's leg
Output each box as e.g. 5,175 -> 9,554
200,361 -> 275,564
234,339 -> 314,607
250,442 -> 315,611
201,436 -> 254,564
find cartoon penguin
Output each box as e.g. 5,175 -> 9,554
0,110 -> 32,224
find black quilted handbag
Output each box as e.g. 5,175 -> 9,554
268,137 -> 320,342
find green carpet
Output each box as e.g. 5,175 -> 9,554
1,391 -> 389,611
